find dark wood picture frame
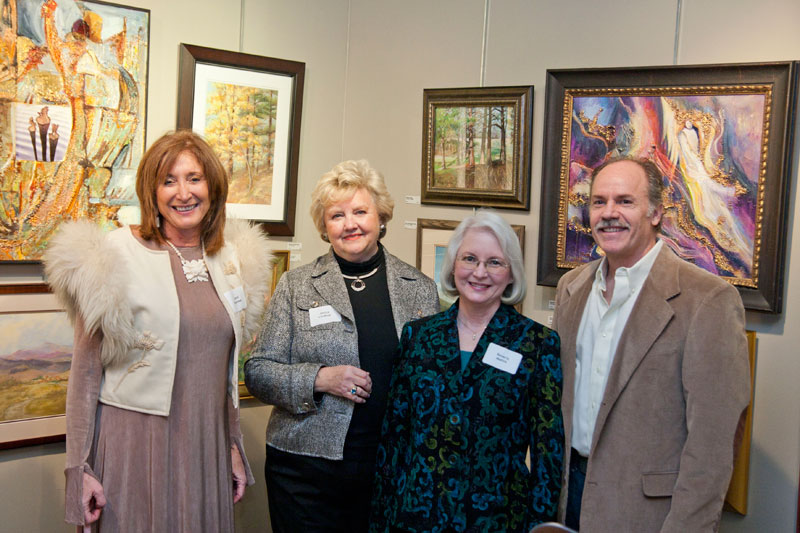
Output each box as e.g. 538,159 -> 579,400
177,44 -> 304,236
537,62 -> 797,313
421,86 -> 534,210
416,218 -> 525,313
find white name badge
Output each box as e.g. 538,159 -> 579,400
482,342 -> 522,374
224,286 -> 247,313
309,305 -> 342,327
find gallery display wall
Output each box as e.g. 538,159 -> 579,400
1,0 -> 799,531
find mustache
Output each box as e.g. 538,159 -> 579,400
594,219 -> 630,230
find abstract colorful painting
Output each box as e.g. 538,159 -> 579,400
0,311 -> 72,424
562,92 -> 764,285
0,0 -> 149,261
537,63 -> 797,313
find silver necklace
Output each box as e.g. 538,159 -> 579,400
165,240 -> 209,283
457,316 -> 490,341
342,267 -> 379,292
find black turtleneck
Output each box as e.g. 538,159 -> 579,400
334,244 -> 398,456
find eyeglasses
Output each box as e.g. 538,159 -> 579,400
456,254 -> 509,273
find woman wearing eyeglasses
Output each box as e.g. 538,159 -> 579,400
370,210 -> 564,533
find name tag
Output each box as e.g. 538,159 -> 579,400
309,305 -> 342,327
482,342 -> 522,374
224,286 -> 247,313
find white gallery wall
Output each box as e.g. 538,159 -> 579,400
1,0 -> 798,531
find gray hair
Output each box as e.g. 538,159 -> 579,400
440,210 -> 525,305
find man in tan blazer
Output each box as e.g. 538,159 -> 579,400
553,158 -> 750,532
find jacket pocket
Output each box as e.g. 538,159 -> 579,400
641,470 -> 678,497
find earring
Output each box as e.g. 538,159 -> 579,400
379,223 -> 386,238
321,233 -> 329,243
155,215 -> 160,228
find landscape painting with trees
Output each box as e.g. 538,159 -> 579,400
421,86 -> 533,210
203,82 -> 278,206
432,104 -> 515,192
178,44 -> 305,234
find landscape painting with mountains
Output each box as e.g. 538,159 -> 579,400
0,312 -> 73,423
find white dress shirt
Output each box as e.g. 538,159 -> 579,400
571,240 -> 663,456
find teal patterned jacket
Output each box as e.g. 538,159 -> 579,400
370,302 -> 563,533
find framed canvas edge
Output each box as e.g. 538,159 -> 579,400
176,43 -> 305,236
416,218 -> 525,314
535,61 -> 797,313
237,250 -> 290,399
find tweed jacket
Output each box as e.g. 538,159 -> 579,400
553,245 -> 750,533
244,248 -> 439,460
370,303 -> 564,533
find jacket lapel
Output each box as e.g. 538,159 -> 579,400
310,250 -> 355,322
590,246 -> 679,449
385,252 -> 422,337
558,262 -> 598,445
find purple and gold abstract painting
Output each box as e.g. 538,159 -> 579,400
0,0 -> 149,261
559,89 -> 768,287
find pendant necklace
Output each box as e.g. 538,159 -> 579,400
457,316 -> 489,341
342,266 -> 379,292
165,240 -> 209,283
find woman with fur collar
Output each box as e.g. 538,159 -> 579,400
44,130 -> 272,532
244,160 -> 439,533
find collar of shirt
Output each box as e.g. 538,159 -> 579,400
571,240 -> 663,455
594,239 -> 664,303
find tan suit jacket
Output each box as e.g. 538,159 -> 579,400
553,245 -> 750,532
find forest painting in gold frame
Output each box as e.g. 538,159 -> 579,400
177,44 -> 304,236
0,0 -> 150,262
537,62 -> 797,313
421,86 -> 533,210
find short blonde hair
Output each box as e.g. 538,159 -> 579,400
136,130 -> 228,254
440,210 -> 526,305
309,160 -> 394,240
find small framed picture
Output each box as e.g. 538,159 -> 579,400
0,308 -> 72,449
416,219 -> 525,313
177,44 -> 305,236
421,86 -> 534,210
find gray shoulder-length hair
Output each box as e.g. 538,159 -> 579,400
440,210 -> 526,305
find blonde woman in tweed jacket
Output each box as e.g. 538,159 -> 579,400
245,160 -> 439,533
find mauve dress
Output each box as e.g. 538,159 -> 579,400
64,241 -> 253,532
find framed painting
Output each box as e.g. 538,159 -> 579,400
177,44 -> 304,236
724,331 -> 756,515
238,250 -> 289,398
536,62 -> 797,313
0,283 -> 50,295
0,309 -> 73,449
421,86 -> 533,210
0,0 -> 150,262
416,218 -> 525,313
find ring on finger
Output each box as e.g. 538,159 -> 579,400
350,386 -> 358,395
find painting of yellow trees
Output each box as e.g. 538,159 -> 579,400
203,82 -> 278,206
